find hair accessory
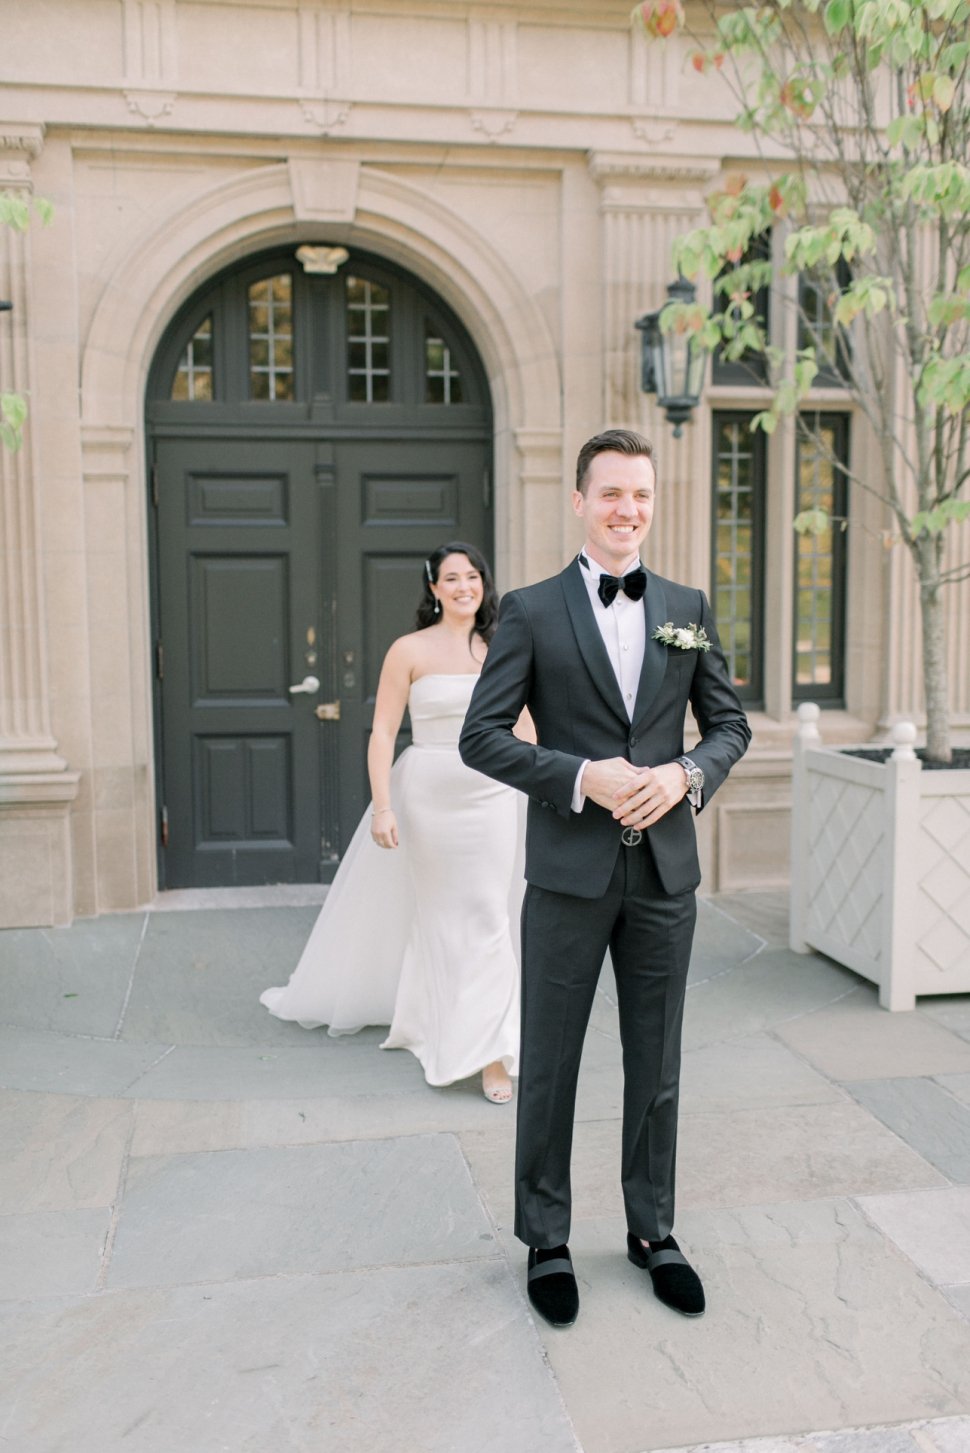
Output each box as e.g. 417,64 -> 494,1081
424,560 -> 433,583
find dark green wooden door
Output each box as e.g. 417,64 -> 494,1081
332,438 -> 490,839
148,245 -> 492,887
155,437 -> 336,887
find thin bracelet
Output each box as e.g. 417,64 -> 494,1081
371,807 -> 393,816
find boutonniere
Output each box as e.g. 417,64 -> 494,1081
653,621 -> 712,653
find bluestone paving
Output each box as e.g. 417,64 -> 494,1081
0,1208 -> 110,1300
0,1024 -> 173,1097
0,1264 -> 578,1453
678,1034 -> 847,1113
846,1077 -> 970,1182
681,951 -> 858,1053
497,1200 -> 970,1452
0,1090 -> 132,1212
0,913 -> 145,1037
774,989 -> 970,1082
919,997 -> 970,1044
3,889 -> 970,1453
119,906 -> 319,1046
855,1186 -> 970,1285
934,1070 -> 970,1107
107,1134 -> 497,1289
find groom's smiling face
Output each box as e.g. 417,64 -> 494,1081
572,451 -> 656,573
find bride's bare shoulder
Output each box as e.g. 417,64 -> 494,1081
382,629 -> 431,675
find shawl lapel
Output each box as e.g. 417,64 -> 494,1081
559,561 -> 628,724
631,569 -> 669,729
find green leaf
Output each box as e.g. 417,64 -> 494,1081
910,500 -> 970,537
933,73 -> 956,111
794,508 -> 831,536
1,393 -> 28,430
751,410 -> 777,434
824,0 -> 850,31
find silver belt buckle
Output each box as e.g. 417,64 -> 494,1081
620,826 -> 642,847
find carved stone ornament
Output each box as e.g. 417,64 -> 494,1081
124,90 -> 178,125
588,150 -> 720,186
0,126 -> 45,159
299,99 -> 353,135
631,117 -> 677,147
0,125 -> 44,185
469,109 -> 518,141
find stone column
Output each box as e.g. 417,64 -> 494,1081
588,149 -> 718,595
0,124 -> 79,926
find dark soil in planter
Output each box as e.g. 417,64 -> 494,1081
842,746 -> 970,770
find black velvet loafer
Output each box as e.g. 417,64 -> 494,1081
627,1232 -> 705,1317
527,1244 -> 579,1327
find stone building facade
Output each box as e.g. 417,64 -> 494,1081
1,0 -> 967,925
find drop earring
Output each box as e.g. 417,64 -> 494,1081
434,597 -> 441,616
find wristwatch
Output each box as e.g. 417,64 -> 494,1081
677,755 -> 704,795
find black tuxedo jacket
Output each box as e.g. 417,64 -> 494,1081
459,560 -> 751,899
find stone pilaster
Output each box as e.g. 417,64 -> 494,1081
0,124 -> 79,925
588,150 -> 718,590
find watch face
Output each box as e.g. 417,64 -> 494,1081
680,758 -> 703,791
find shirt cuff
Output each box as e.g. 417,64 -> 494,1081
571,760 -> 591,813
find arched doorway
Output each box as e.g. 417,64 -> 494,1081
147,245 -> 493,888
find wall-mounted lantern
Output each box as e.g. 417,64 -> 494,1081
635,276 -> 706,438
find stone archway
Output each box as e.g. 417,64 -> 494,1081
78,158 -> 563,902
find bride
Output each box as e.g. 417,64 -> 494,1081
261,542 -> 529,1103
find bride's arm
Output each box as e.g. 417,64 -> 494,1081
367,639 -> 413,849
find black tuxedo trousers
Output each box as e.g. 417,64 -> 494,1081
517,837 -> 695,1247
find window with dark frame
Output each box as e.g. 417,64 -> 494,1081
798,259 -> 852,386
248,275 -> 294,401
425,324 -> 464,404
170,316 -> 213,401
711,233 -> 771,387
711,413 -> 766,705
346,275 -> 390,402
792,413 -> 849,704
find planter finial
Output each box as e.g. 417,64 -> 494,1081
891,720 -> 918,762
795,701 -> 821,744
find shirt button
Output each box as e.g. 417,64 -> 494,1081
622,644 -> 629,651
626,692 -> 632,700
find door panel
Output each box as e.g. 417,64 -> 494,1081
156,439 -> 329,887
333,440 -> 490,837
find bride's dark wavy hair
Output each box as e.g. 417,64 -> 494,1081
415,541 -> 500,644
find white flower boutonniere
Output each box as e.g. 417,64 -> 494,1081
653,621 -> 712,653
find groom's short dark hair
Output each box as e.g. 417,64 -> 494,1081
576,429 -> 655,495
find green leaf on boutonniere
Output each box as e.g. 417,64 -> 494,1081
653,622 -> 712,652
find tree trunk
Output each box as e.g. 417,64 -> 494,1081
918,537 -> 951,764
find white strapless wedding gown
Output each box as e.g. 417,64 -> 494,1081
260,674 -> 522,1085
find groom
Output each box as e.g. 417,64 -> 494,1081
460,429 -> 750,1327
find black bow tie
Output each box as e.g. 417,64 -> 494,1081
582,558 -> 647,608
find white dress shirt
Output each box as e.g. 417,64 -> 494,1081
569,551 -> 700,814
570,550 -> 646,811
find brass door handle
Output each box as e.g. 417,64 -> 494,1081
315,701 -> 341,721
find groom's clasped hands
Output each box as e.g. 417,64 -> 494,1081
581,757 -> 689,831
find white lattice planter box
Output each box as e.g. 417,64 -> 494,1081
790,704 -> 970,1011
